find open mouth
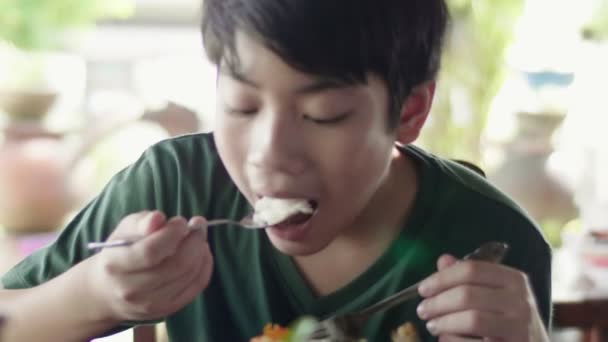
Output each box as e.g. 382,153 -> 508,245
254,197 -> 317,224
267,200 -> 318,242
272,200 -> 318,229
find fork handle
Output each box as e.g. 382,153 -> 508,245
353,242 -> 509,319
354,281 -> 421,319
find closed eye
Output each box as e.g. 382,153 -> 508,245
227,106 -> 258,116
305,112 -> 351,125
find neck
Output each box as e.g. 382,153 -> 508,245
337,146 -> 418,245
293,146 -> 419,295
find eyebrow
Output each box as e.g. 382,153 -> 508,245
220,67 -> 354,95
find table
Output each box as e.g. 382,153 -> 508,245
554,299 -> 608,342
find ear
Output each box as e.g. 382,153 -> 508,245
396,82 -> 436,144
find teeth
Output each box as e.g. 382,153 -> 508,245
253,197 -> 314,226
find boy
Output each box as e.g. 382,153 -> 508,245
0,0 -> 551,341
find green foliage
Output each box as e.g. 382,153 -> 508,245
542,218 -> 583,248
583,0 -> 608,40
540,219 -> 564,248
0,0 -> 134,50
420,0 -> 525,164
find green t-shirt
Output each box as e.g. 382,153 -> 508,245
1,133 -> 551,341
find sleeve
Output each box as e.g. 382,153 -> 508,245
504,217 -> 553,330
525,237 -> 553,330
1,144 -> 176,289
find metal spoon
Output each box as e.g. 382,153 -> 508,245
86,214 -> 266,250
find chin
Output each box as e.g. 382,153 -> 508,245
267,234 -> 329,256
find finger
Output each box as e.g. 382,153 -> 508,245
171,243 -> 214,305
419,261 -> 518,297
131,216 -> 190,266
108,211 -> 164,240
417,285 -> 509,321
439,336 -> 482,342
139,210 -> 167,235
427,310 -> 518,339
147,215 -> 208,252
437,254 -> 458,271
145,226 -> 209,288
168,242 -> 213,304
114,234 -> 205,298
187,216 -> 208,241
130,254 -> 203,317
142,242 -> 213,316
106,216 -> 190,272
160,260 -> 205,314
140,222 -> 209,291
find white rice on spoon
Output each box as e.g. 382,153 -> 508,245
253,197 -> 314,226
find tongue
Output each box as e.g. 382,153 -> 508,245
273,213 -> 312,228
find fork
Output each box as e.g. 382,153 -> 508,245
306,241 -> 510,341
86,214 -> 267,250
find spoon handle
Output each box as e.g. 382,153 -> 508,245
86,219 -> 240,250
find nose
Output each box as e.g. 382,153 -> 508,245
247,110 -> 307,175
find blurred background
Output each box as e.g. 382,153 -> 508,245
0,0 -> 606,341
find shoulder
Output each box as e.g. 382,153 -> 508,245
140,132 -> 244,216
404,145 -> 550,257
144,132 -> 219,166
134,132 -> 229,187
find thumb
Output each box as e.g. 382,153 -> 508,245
188,216 -> 208,241
437,254 -> 458,271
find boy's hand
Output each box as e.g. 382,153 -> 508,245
87,211 -> 214,322
416,255 -> 549,342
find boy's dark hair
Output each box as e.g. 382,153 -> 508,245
201,0 -> 448,129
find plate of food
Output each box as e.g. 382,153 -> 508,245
250,317 -> 421,342
250,317 -> 319,342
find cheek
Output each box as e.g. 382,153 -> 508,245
341,145 -> 391,190
214,119 -> 252,196
214,104 -> 251,162
214,116 -> 237,163
315,126 -> 394,198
